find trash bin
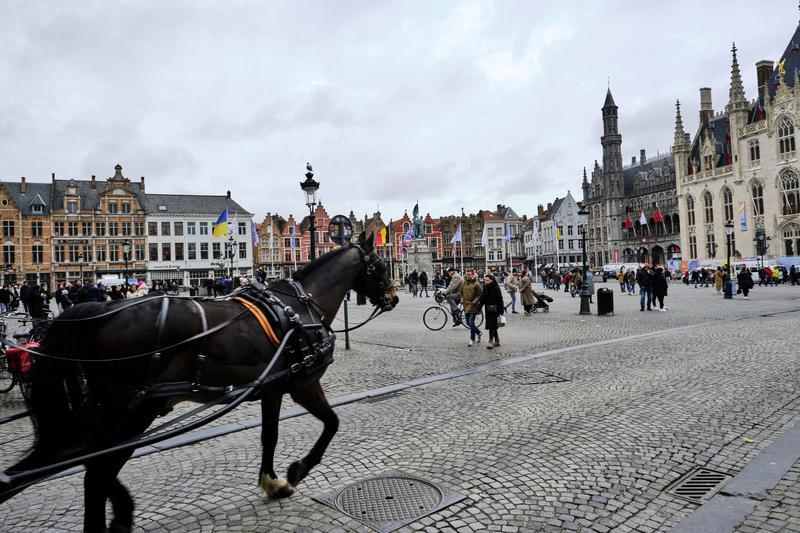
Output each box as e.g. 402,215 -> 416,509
597,288 -> 614,316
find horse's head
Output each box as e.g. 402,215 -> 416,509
352,232 -> 398,312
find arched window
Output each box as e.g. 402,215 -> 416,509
722,188 -> 734,222
783,223 -> 800,255
781,170 -> 800,215
703,191 -> 714,224
749,139 -> 760,162
751,180 -> 764,216
779,117 -> 796,154
686,195 -> 696,227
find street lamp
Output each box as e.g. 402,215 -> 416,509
78,253 -> 86,284
577,205 -> 591,315
122,239 -> 131,292
753,228 -> 771,269
300,162 -> 320,260
724,221 -> 734,299
224,235 -> 236,279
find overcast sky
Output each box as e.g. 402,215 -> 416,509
0,1 -> 797,222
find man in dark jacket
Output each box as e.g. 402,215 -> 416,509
652,267 -> 669,311
636,265 -> 653,311
418,271 -> 429,297
19,281 -> 30,314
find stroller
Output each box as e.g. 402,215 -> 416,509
531,290 -> 553,313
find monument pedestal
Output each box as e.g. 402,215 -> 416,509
406,238 -> 434,277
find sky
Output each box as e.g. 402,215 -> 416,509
0,1 -> 797,223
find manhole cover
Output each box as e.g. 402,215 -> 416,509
667,467 -> 732,504
313,473 -> 465,532
493,370 -> 569,385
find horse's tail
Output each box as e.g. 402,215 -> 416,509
1,303 -> 108,500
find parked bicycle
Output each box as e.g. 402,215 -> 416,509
423,300 -> 483,331
0,312 -> 51,398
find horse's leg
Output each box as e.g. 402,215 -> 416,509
286,381 -> 339,487
83,450 -> 134,533
258,392 -> 293,498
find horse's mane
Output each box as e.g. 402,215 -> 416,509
291,246 -> 352,282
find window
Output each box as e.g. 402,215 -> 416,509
148,222 -> 158,236
199,222 -> 209,235
703,192 -> 714,224
53,245 -> 64,262
238,222 -> 246,235
558,240 -> 564,250
67,201 -> 78,214
686,196 -> 696,227
135,244 -> 144,261
689,236 -> 697,260
122,202 -> 131,214
200,243 -> 209,260
161,243 -> 171,261
174,222 -> 183,236
781,170 -> 800,215
109,244 -> 119,262
149,243 -> 159,261
2,220 -> 14,237
704,154 -> 714,171
68,221 -> 78,236
706,234 -> 717,258
68,245 -> 78,262
188,242 -> 196,260
567,225 -> 573,236
96,245 -> 106,262
122,222 -> 131,236
239,242 -> 247,259
722,188 -> 734,222
107,202 -> 118,214
3,245 -> 15,264
175,242 -> 184,261
31,204 -> 43,214
187,222 -> 196,235
31,221 -> 43,237
749,139 -> 760,162
212,243 -> 221,259
568,239 -> 574,249
161,222 -> 171,236
109,222 -> 119,236
80,222 -> 91,236
32,245 -> 43,263
96,222 -> 106,236
779,117 -> 796,154
135,222 -> 144,236
53,221 -> 64,236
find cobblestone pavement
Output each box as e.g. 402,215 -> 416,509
733,461 -> 800,533
1,281 -> 800,531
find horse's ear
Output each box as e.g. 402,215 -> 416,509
358,231 -> 366,247
365,231 -> 375,253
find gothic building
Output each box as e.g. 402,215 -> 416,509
583,90 -> 680,267
674,21 -> 800,262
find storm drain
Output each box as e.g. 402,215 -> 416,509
667,467 -> 733,504
493,370 -> 569,385
312,473 -> 464,532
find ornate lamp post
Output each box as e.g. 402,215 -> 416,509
122,239 -> 131,292
78,253 -> 86,284
577,205 -> 591,315
724,221 -> 734,299
753,228 -> 771,269
300,162 -> 320,260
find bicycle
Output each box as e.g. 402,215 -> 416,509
423,300 -> 483,331
0,312 -> 51,398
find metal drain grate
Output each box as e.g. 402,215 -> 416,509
493,370 -> 569,385
667,467 -> 732,504
313,473 -> 464,532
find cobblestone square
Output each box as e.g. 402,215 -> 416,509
2,281 -> 800,532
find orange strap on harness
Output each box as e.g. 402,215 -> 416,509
233,297 -> 280,347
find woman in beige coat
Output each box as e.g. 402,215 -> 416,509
519,270 -> 535,315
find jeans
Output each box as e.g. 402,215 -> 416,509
541,277 -> 547,288
419,285 -> 429,297
506,291 -> 517,312
627,282 -> 636,294
465,312 -> 479,341
0,303 -> 6,314
446,294 -> 461,321
619,282 -> 625,293
640,287 -> 651,310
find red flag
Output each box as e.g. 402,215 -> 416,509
653,208 -> 662,223
375,228 -> 384,246
625,214 -> 633,229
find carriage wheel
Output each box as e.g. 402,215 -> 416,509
423,306 -> 448,331
0,357 -> 16,393
531,306 -> 539,313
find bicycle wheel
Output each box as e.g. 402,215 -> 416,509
423,306 -> 448,331
0,357 -> 15,393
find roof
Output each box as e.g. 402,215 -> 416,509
544,197 -> 564,222
603,88 -> 616,108
0,181 -> 53,215
689,115 -> 731,170
768,23 -> 800,98
622,153 -> 675,192
144,193 -> 252,216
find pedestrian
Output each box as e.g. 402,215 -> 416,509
109,284 -> 126,301
519,269 -> 535,315
652,266 -> 669,311
626,269 -> 636,295
505,269 -> 519,314
481,273 -> 504,349
585,269 -> 595,304
636,265 -> 653,311
617,268 -> 626,293
461,269 -> 483,347
409,270 -> 419,297
714,267 -> 724,295
19,280 -> 30,314
791,265 -> 798,285
445,267 -> 464,325
737,267 -> 754,299
0,285 -> 10,314
419,271 -> 429,297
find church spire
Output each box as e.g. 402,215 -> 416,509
674,99 -> 686,143
728,43 -> 747,105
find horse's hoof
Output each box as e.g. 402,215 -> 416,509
287,460 -> 310,486
259,473 -> 295,498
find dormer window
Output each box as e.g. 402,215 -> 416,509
108,202 -> 118,214
31,204 -> 43,214
67,201 -> 78,214
67,186 -> 77,195
122,202 -> 131,214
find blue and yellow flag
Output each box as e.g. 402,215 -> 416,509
212,209 -> 228,237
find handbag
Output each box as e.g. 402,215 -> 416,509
486,304 -> 498,313
497,315 -> 506,327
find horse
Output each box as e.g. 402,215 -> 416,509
0,232 -> 397,533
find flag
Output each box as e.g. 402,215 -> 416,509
450,223 -> 462,244
251,220 -> 260,245
739,202 -> 747,231
555,227 -> 561,240
290,226 -> 297,250
375,228 -> 383,246
625,214 -> 633,230
380,227 -> 387,245
639,211 -> 647,225
653,207 -> 662,223
403,227 -> 413,244
228,211 -> 238,236
480,224 -> 488,246
502,225 -> 511,243
212,209 -> 228,237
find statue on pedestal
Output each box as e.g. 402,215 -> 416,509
412,202 -> 424,239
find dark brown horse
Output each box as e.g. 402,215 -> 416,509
1,233 -> 396,533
